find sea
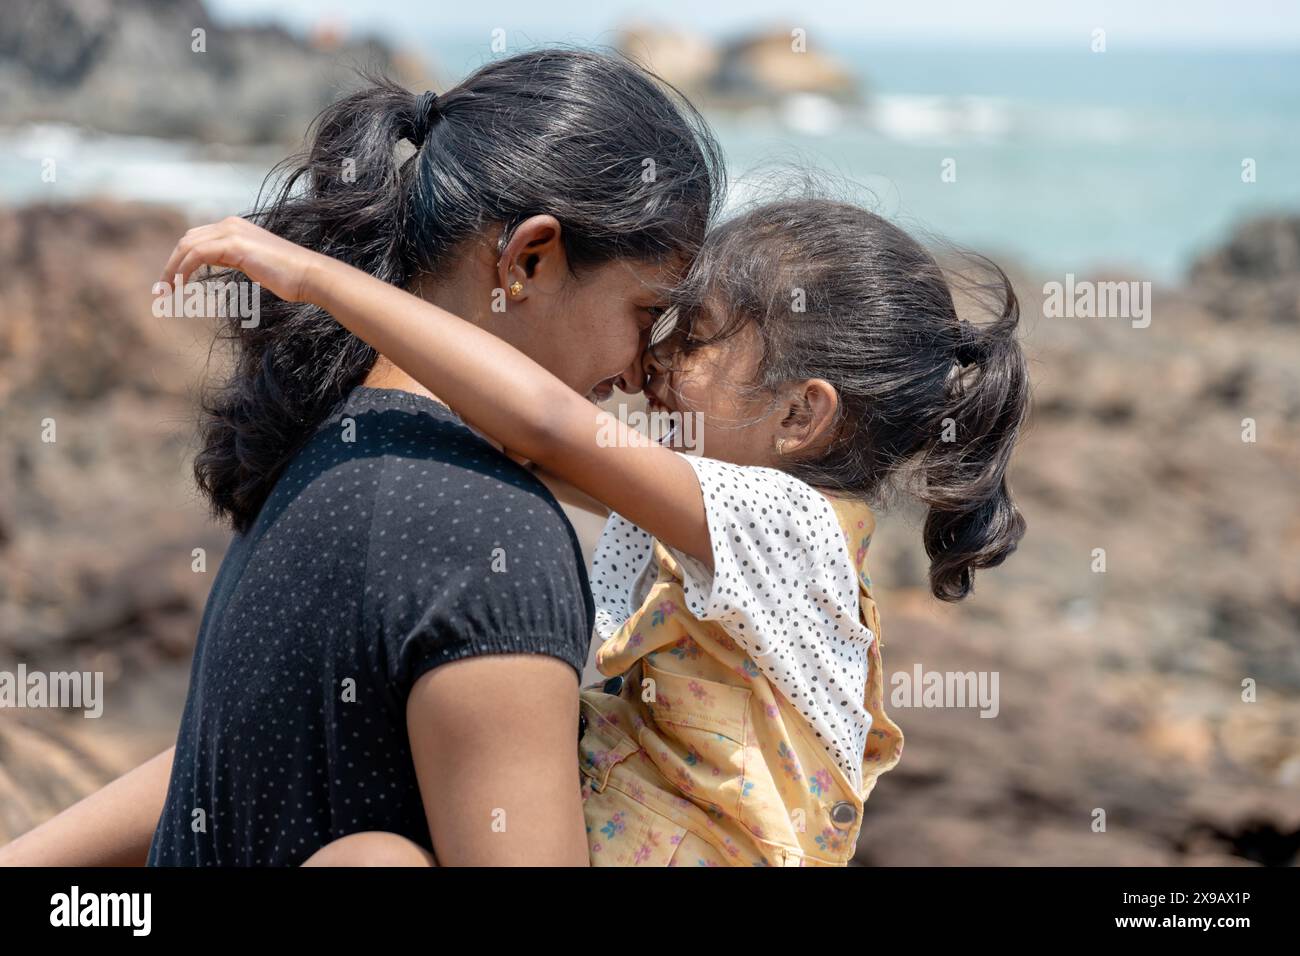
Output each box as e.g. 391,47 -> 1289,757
2,41 -> 1296,283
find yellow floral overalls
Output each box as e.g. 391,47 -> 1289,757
578,497 -> 904,866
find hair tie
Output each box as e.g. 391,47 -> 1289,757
409,90 -> 442,148
954,321 -> 982,368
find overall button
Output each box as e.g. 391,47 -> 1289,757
830,801 -> 858,828
578,711 -> 588,742
602,675 -> 625,695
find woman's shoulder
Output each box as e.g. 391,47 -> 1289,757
267,386 -> 583,564
332,387 -> 575,515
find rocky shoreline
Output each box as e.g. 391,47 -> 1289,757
0,0 -> 425,146
1,2 -> 863,148
0,199 -> 1297,865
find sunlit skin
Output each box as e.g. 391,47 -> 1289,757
366,214 -> 675,406
642,303 -> 840,470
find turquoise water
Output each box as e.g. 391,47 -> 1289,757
782,44 -> 1300,281
3,42 -> 1295,282
425,40 -> 1300,281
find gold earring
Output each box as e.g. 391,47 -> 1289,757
508,280 -> 524,297
775,437 -> 789,455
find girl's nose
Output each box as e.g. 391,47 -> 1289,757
642,345 -> 667,380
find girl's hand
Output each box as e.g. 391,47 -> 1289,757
157,216 -> 327,303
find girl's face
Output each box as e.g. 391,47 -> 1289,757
642,306 -> 790,467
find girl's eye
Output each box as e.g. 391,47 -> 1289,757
678,324 -> 708,349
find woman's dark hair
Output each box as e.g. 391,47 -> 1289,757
658,198 -> 1028,601
195,48 -> 724,533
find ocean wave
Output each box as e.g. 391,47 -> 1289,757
867,94 -> 1143,145
0,123 -> 268,217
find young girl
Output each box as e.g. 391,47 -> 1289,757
160,196 -> 1029,867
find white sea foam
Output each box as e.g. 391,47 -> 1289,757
869,93 -> 1016,144
867,94 -> 1144,146
0,122 -> 269,218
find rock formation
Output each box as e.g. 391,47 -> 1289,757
0,0 -> 423,145
0,201 -> 1296,864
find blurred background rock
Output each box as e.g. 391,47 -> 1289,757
1,0 -> 1297,865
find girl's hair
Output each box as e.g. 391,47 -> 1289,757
196,48 -> 724,533
663,198 -> 1028,601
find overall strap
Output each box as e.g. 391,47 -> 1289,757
824,495 -> 905,798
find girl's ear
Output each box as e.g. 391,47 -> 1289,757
775,378 -> 840,458
496,215 -> 568,300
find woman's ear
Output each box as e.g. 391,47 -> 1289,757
496,214 -> 568,302
774,378 -> 840,458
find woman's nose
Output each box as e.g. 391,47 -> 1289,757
614,351 -> 647,395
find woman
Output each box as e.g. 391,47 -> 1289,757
0,48 -> 723,866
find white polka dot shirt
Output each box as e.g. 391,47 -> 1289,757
591,452 -> 875,791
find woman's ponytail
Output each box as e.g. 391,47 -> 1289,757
194,79 -> 424,533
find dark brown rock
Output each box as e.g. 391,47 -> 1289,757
1,201 -> 1296,864
0,0 -> 423,145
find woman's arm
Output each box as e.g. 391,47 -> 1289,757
0,747 -> 174,866
406,655 -> 589,865
160,219 -> 710,568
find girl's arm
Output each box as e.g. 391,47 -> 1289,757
533,470 -> 612,519
0,747 -> 174,866
161,219 -> 710,567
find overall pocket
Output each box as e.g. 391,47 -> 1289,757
639,656 -> 752,819
578,694 -> 686,867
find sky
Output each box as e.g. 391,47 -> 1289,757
207,0 -> 1300,50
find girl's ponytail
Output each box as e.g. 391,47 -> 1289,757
917,263 -> 1029,601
